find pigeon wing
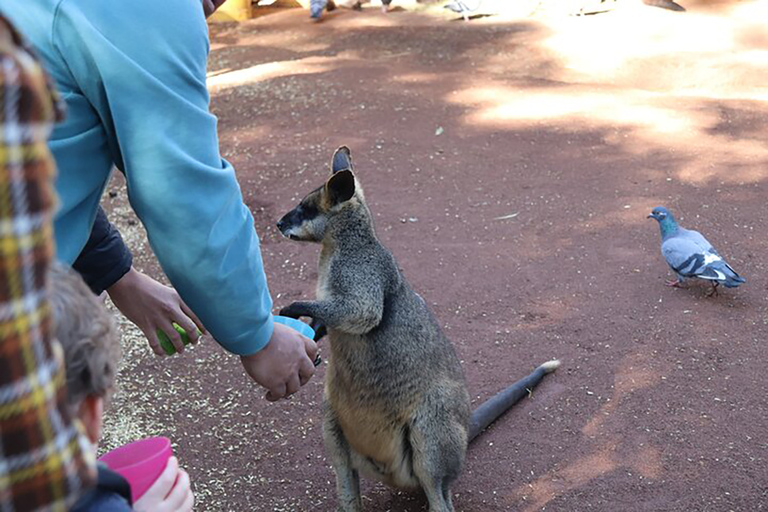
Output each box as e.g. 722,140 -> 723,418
677,228 -> 716,253
661,236 -> 716,279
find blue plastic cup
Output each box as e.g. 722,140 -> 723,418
273,315 -> 315,339
273,315 -> 321,366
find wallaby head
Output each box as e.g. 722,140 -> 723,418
277,146 -> 367,243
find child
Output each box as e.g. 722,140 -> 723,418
49,263 -> 194,512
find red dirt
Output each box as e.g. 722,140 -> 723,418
104,2 -> 768,511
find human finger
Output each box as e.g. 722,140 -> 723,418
265,382 -> 287,402
145,328 -> 167,357
174,314 -> 200,345
164,469 -> 191,510
299,354 -> 316,386
179,485 -> 194,512
304,336 -> 318,362
161,321 -> 186,354
286,373 -> 301,397
180,301 -> 206,335
137,456 -> 179,507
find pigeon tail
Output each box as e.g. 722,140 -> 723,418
699,260 -> 745,288
444,0 -> 481,14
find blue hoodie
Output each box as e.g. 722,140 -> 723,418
3,0 -> 274,355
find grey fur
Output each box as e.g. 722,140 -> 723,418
278,147 -> 559,512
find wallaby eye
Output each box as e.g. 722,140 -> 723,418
298,202 -> 319,219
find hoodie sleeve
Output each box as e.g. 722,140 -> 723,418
72,206 -> 133,295
51,0 -> 273,355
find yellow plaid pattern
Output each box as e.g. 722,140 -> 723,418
0,15 -> 96,512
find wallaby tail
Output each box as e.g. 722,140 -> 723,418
468,360 -> 560,443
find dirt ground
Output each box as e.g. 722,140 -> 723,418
100,1 -> 768,511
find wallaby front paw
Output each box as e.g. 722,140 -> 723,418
310,318 -> 328,341
278,302 -> 304,319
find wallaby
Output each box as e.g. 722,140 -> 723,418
276,146 -> 560,512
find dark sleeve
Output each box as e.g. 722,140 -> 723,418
70,465 -> 133,512
72,206 -> 133,295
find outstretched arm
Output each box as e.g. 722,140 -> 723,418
52,0 -> 317,398
53,0 -> 273,355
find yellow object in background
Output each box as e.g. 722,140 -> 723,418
208,0 -> 251,22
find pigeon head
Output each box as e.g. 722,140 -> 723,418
647,206 -> 672,221
647,206 -> 679,238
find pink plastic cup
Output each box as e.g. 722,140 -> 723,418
98,436 -> 173,503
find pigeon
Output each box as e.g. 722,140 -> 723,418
643,0 -> 686,11
309,0 -> 336,21
647,206 -> 745,295
444,0 -> 482,20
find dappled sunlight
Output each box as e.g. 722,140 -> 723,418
235,30 -> 332,53
510,353 -> 664,511
456,86 -> 696,134
542,4 -> 768,97
513,446 -> 618,512
391,72 -> 439,84
454,83 -> 768,186
582,354 -> 658,436
447,0 -> 768,185
207,54 -> 346,91
510,441 -> 663,511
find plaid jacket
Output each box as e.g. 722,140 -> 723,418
0,15 -> 96,512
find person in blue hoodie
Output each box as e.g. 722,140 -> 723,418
2,0 -> 318,401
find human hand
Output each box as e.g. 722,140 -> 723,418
133,456 -> 194,512
107,267 -> 205,356
240,322 -> 318,401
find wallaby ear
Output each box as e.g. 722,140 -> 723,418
331,146 -> 353,174
326,169 -> 355,205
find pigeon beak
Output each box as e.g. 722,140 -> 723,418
647,213 -> 654,219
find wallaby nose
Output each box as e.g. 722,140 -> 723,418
276,218 -> 286,232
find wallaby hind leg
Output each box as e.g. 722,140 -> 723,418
442,483 -> 455,512
409,412 -> 466,512
415,473 -> 455,512
324,407 -> 363,512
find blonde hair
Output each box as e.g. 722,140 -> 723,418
49,263 -> 120,410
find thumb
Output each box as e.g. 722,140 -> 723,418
134,456 -> 179,509
303,336 -> 318,362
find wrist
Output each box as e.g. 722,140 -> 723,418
106,266 -> 139,298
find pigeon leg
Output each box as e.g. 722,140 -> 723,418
665,278 -> 683,288
706,282 -> 720,297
